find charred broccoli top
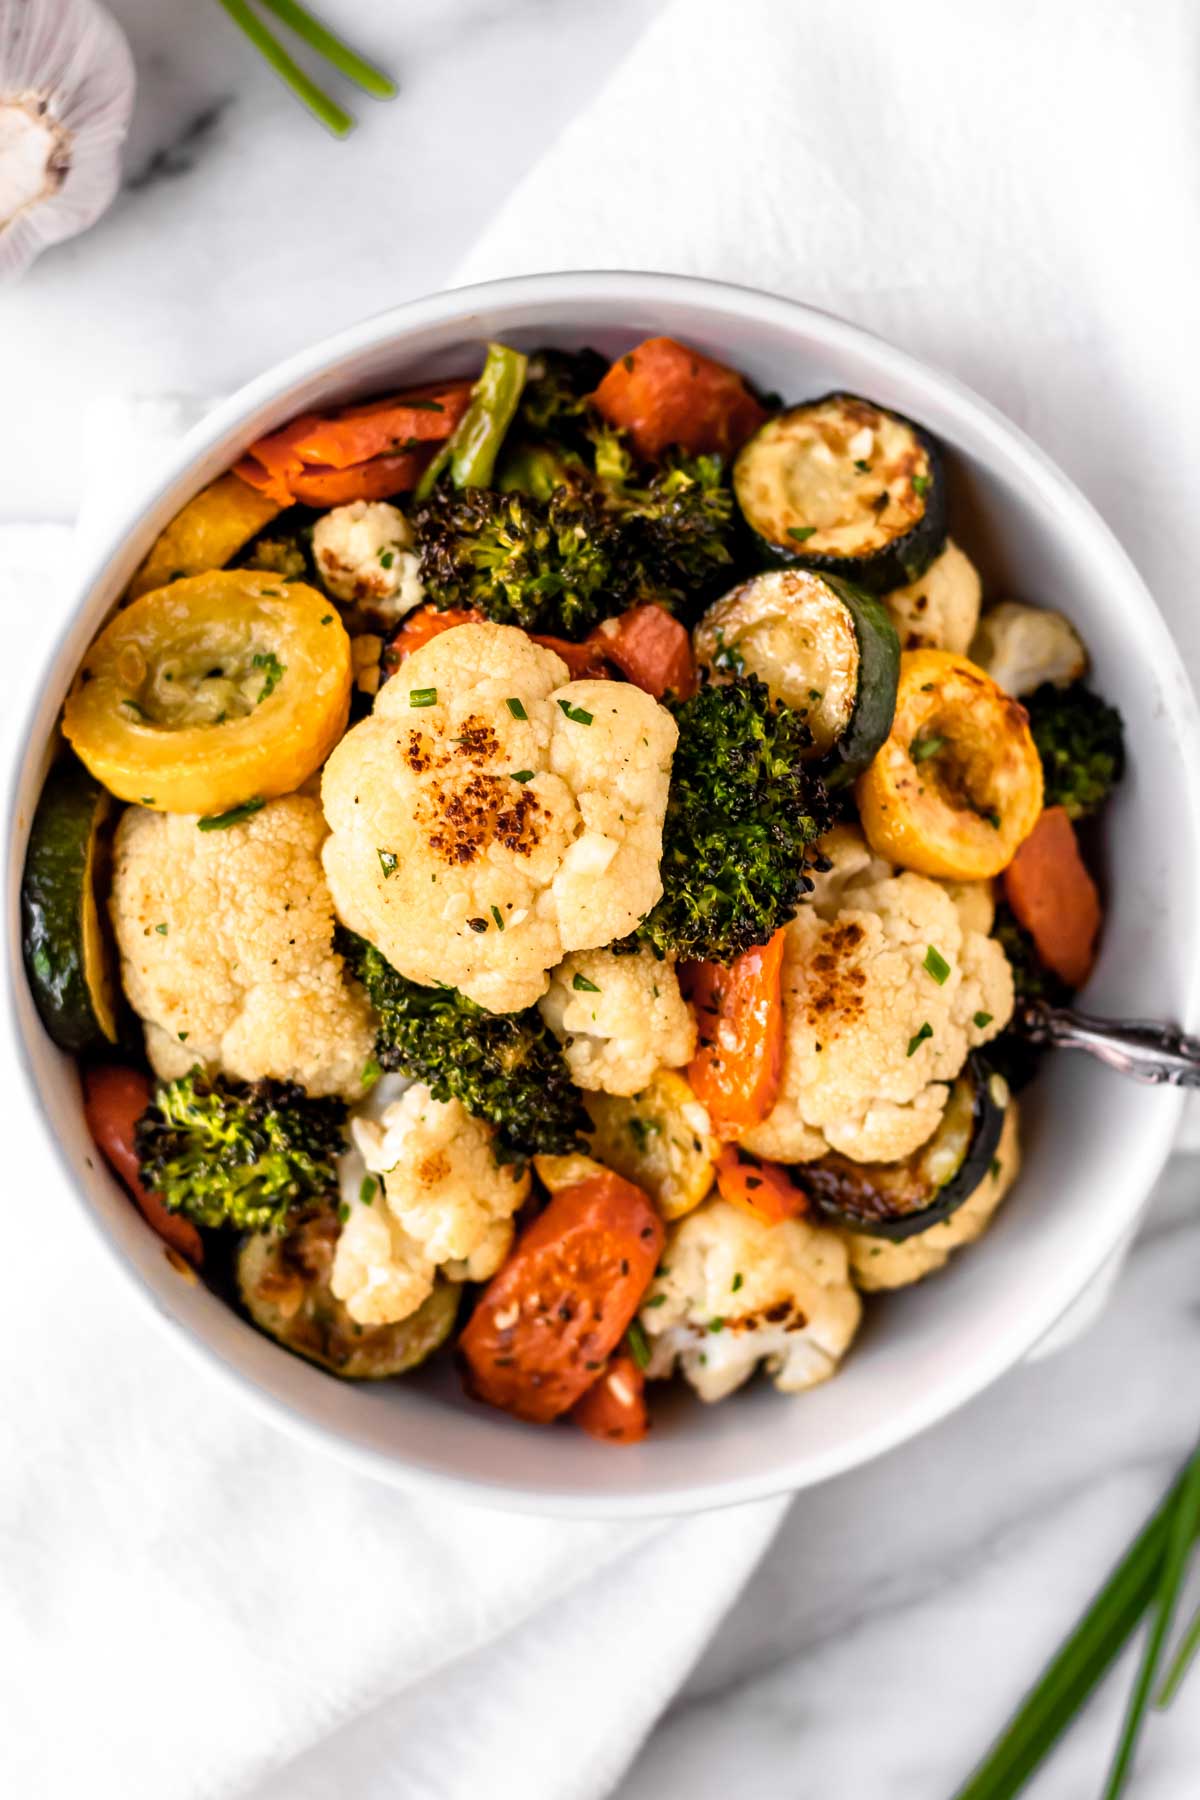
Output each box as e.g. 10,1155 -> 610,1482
135,1072 -> 346,1232
1025,681 -> 1125,821
633,673 -> 833,964
516,347 -> 608,451
340,931 -> 592,1162
413,453 -> 735,638
412,484 -> 620,637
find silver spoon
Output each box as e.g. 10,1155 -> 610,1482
1015,1001 -> 1200,1088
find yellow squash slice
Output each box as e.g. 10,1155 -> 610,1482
63,570 -> 351,815
584,1070 -> 717,1222
127,474 -> 281,600
856,648 -> 1043,879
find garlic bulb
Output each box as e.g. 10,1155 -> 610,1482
0,0 -> 135,282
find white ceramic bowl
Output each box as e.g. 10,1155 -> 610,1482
10,273 -> 1200,1517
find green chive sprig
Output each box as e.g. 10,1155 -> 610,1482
215,0 -> 396,137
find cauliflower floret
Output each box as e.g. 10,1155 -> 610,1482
846,1102 -> 1020,1291
740,829 -> 1013,1165
883,540 -> 982,654
110,794 -> 374,1099
332,1082 -> 529,1327
641,1198 -> 861,1402
321,621 -> 677,1013
538,948 -> 696,1095
312,500 -> 424,620
969,600 -> 1087,696
330,1195 -> 435,1327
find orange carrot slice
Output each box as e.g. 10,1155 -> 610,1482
1003,804 -> 1101,989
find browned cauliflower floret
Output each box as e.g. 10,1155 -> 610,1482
740,827 -> 1013,1165
537,947 -> 696,1095
845,1102 -> 1021,1290
110,794 -> 374,1099
321,621 -> 677,1014
331,1082 -> 529,1326
312,500 -> 424,620
882,540 -> 981,654
640,1198 -> 861,1402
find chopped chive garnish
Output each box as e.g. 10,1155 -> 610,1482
913,473 -> 931,497
787,525 -> 817,542
645,1292 -> 667,1308
321,614 -> 333,624
198,798 -> 265,831
906,1022 -> 933,1057
359,1175 -> 377,1207
973,1011 -> 994,1030
377,849 -> 399,878
572,973 -> 601,993
154,923 -> 168,936
178,1032 -> 189,1042
910,734 -> 946,763
404,398 -> 445,413
558,700 -> 593,725
361,1056 -> 381,1088
490,905 -> 505,931
510,769 -> 535,783
409,687 -> 437,707
625,1319 -> 650,1370
923,945 -> 951,985
379,549 -> 395,569
854,458 -> 870,473
708,1317 -> 725,1334
732,1272 -> 744,1293
338,1202 -> 350,1223
140,796 -> 155,806
252,649 -> 285,703
506,697 -> 528,719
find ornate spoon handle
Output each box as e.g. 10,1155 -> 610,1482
1015,1001 -> 1200,1088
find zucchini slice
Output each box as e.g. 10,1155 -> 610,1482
693,567 -> 898,777
237,1210 -> 459,1379
803,1055 -> 1008,1240
734,393 -> 947,593
21,758 -> 120,1051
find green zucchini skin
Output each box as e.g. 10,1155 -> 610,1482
21,758 -> 119,1052
237,1211 -> 460,1379
803,1055 -> 1008,1240
821,574 -> 900,785
734,394 -> 948,595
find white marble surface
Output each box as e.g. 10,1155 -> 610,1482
4,4 -> 1200,1796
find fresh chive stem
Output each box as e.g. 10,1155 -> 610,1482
1102,1451 -> 1200,1796
952,1450 -> 1200,1800
1155,1591 -> 1200,1709
215,0 -> 354,136
258,0 -> 397,98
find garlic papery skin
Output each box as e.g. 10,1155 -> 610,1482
0,0 -> 135,282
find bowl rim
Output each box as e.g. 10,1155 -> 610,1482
10,268 -> 1200,1518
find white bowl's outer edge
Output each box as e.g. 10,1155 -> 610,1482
10,269 -> 1200,1520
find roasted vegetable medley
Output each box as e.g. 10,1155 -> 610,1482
23,334 -> 1125,1442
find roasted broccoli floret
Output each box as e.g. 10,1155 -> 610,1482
413,484 -> 620,637
237,506 -> 319,583
340,931 -> 592,1162
517,346 -> 608,449
1025,681 -> 1125,821
414,453 -> 735,637
633,673 -> 833,964
135,1072 -> 346,1232
616,452 -> 736,608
